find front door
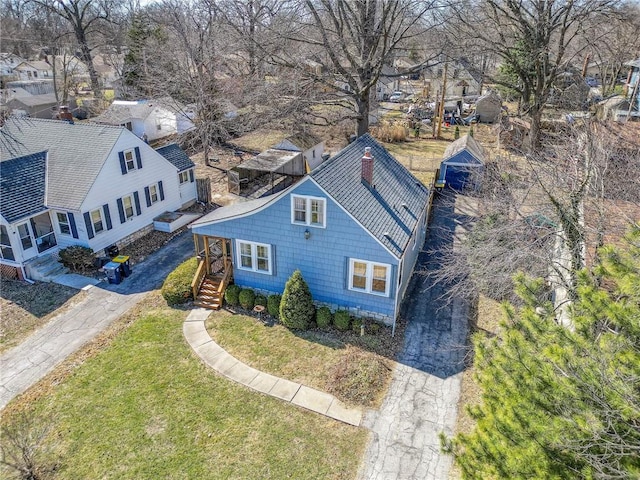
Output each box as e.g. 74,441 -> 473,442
30,212 -> 57,254
16,222 -> 37,259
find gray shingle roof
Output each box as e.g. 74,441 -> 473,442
155,143 -> 194,172
0,151 -> 47,223
311,134 -> 429,258
93,97 -> 188,126
0,117 -> 124,210
442,135 -> 485,165
278,132 -> 322,151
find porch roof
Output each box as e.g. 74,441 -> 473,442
0,151 -> 48,223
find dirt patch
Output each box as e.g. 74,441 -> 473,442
0,281 -> 85,353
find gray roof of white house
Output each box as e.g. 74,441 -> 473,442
0,151 -> 48,223
93,97 -> 187,125
155,143 -> 194,172
311,134 -> 430,258
0,117 -> 124,210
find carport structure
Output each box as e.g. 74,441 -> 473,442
436,134 -> 485,191
227,149 -> 305,198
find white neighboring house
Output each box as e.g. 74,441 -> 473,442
272,133 -> 325,171
0,117 -> 197,281
0,53 -> 25,80
14,60 -> 53,81
93,97 -> 195,142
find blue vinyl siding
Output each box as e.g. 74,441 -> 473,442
192,179 -> 399,318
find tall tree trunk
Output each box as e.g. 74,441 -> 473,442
75,29 -> 101,97
356,89 -> 370,136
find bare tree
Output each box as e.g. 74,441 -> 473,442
28,0 -> 120,97
454,0 -> 617,151
280,0 -> 445,136
429,121 -> 640,306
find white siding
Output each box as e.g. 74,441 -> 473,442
145,108 -> 177,141
78,131 -> 183,252
304,143 -> 325,170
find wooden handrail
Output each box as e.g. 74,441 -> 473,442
191,259 -> 206,300
217,264 -> 232,295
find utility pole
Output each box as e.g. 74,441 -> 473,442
436,62 -> 448,139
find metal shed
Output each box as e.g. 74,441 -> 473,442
437,135 -> 485,191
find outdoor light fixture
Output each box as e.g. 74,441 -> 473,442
304,229 -> 311,240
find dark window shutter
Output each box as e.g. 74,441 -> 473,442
84,212 -> 94,239
68,212 -> 78,239
135,147 -> 142,169
144,186 -> 151,207
344,257 -> 350,289
158,181 -> 165,201
270,245 -> 276,276
189,169 -> 194,182
117,198 -> 125,223
133,191 -> 141,215
118,151 -> 127,174
103,204 -> 112,230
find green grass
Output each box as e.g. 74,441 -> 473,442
207,310 -> 393,408
1,294 -> 367,480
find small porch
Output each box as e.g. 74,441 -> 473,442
191,234 -> 233,310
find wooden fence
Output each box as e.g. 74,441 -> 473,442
196,178 -> 211,204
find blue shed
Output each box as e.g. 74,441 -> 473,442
437,135 -> 485,191
189,134 -> 431,332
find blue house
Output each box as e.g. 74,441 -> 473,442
190,134 -> 430,331
436,134 -> 485,191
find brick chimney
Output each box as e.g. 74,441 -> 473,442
361,146 -> 374,185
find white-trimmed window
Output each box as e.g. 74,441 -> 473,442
179,171 -> 189,184
122,195 -> 135,220
90,209 -> 105,234
348,259 -> 391,297
236,240 -> 272,274
124,149 -> 136,172
149,184 -> 159,204
56,212 -> 71,235
291,195 -> 326,227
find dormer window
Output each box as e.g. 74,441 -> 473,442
119,147 -> 142,174
291,195 -> 326,228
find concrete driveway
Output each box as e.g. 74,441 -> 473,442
360,192 -> 476,480
0,231 -> 195,410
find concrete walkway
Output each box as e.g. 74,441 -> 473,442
0,231 -> 194,410
183,308 -> 363,426
359,193 -> 476,480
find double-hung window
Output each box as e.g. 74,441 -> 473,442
149,184 -> 159,204
0,225 -> 15,260
236,240 -> 271,274
124,149 -> 136,172
291,195 -> 326,228
179,171 -> 189,184
57,212 -> 71,235
122,195 -> 135,220
90,209 -> 105,234
348,259 -> 391,297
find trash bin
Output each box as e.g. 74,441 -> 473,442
105,244 -> 119,258
104,261 -> 122,284
112,255 -> 131,277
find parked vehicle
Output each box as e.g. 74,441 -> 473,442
389,91 -> 404,102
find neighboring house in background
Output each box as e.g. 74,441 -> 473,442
4,79 -> 55,96
0,117 -> 197,281
424,59 -> 483,99
474,91 -> 502,123
5,92 -> 75,118
93,97 -> 195,142
14,60 -> 53,81
0,53 -> 24,84
624,58 -> 640,120
273,132 -> 325,171
437,134 -> 485,191
190,134 -> 430,331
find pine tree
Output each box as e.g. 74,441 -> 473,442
443,229 -> 640,479
279,270 -> 315,330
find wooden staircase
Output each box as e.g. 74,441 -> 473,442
194,276 -> 223,309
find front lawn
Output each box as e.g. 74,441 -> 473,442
1,293 -> 367,480
207,309 -> 398,408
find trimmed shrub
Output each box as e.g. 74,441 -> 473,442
352,317 -> 364,334
279,270 -> 314,330
454,126 -> 460,139
59,246 -> 95,272
224,284 -> 241,306
316,307 -> 332,329
255,294 -> 267,307
161,257 -> 198,305
267,294 -> 281,318
368,322 -> 382,335
239,288 -> 255,310
333,310 -> 351,331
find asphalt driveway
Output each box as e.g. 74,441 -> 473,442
359,192 -> 476,479
0,230 -> 194,410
